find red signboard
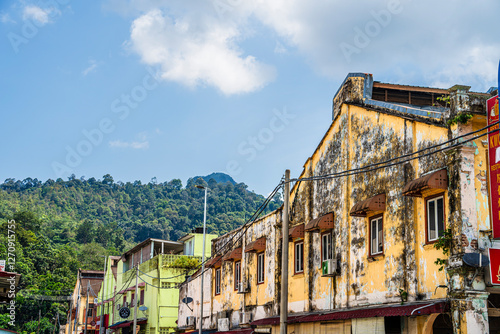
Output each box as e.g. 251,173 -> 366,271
488,95 -> 500,238
489,248 -> 500,285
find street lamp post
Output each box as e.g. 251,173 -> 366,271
195,185 -> 208,334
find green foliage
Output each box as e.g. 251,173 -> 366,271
434,228 -> 453,271
398,288 -> 408,305
22,317 -> 55,334
447,113 -> 473,126
0,314 -> 13,328
0,174 -> 282,329
164,256 -> 200,269
436,95 -> 450,106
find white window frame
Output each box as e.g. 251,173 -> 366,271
215,268 -> 221,295
370,216 -> 383,256
257,253 -> 265,284
234,261 -> 241,290
427,195 -> 445,242
295,241 -> 304,274
321,232 -> 332,261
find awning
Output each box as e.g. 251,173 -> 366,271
251,300 -> 449,326
223,247 -> 242,261
245,237 -> 266,253
305,213 -> 334,232
206,255 -> 223,268
108,319 -> 148,329
402,169 -> 448,197
281,224 -> 305,241
289,224 -> 304,240
350,194 -> 386,217
216,329 -> 254,334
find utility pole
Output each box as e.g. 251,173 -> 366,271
67,299 -> 73,334
280,170 -> 290,334
36,310 -> 41,334
51,313 -> 59,334
133,266 -> 139,334
100,257 -> 107,334
195,185 -> 208,334
84,281 -> 90,334
73,271 -> 81,334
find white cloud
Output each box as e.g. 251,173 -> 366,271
82,59 -> 99,76
22,5 -> 60,26
274,42 -> 287,55
109,140 -> 149,149
109,132 -> 150,149
0,13 -> 16,24
128,9 -> 275,95
116,0 -> 500,92
250,0 -> 500,91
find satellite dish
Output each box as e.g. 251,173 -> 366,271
463,253 -> 489,268
182,297 -> 193,304
139,306 -> 148,311
94,298 -> 99,304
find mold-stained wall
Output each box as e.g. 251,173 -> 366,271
178,74 -> 494,333
179,210 -> 282,330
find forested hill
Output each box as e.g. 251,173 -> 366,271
0,174 -> 281,331
0,173 -> 282,245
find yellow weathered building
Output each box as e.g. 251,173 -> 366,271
178,73 -> 499,333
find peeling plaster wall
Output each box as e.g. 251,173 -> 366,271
290,102 -> 452,312
180,210 -> 281,330
178,74 -> 493,333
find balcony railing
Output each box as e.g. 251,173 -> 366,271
123,254 -> 202,281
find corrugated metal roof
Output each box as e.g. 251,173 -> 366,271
350,194 -> 386,217
403,169 -> 448,197
252,301 -> 448,326
305,213 -> 334,232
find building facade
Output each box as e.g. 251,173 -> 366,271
66,269 -> 105,334
97,230 -> 216,334
178,73 -> 500,333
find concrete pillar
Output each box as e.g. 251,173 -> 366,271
451,291 -> 489,334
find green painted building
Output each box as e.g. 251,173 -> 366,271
97,229 -> 217,334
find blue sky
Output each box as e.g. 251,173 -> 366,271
0,0 -> 499,196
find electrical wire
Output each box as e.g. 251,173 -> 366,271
290,121 -> 497,184
131,181 -> 284,283
184,122 -> 499,285
97,121 -> 499,290
185,181 -> 283,283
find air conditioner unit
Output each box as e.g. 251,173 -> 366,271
186,316 -> 196,327
218,318 -> 229,331
237,281 -> 249,294
240,312 -> 252,325
321,258 -> 337,277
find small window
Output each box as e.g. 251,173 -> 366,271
257,253 -> 265,284
87,304 -> 94,317
321,232 -> 332,261
295,241 -> 304,274
140,289 -> 145,305
427,195 -> 445,242
234,261 -> 241,290
123,295 -> 127,305
370,216 -> 383,256
215,268 -> 221,295
131,292 -> 135,306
